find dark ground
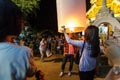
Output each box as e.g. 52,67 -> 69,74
27,54 -> 111,80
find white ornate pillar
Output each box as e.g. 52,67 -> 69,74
102,0 -> 107,8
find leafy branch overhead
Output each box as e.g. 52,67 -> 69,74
12,0 -> 40,16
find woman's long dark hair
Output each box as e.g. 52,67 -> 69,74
84,25 -> 100,57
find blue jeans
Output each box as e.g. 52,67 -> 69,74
61,54 -> 74,72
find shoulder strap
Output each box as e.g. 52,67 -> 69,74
81,41 -> 85,56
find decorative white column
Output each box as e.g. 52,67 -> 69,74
102,0 -> 107,8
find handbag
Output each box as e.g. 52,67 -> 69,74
75,41 -> 85,65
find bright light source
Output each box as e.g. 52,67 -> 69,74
66,21 -> 77,28
70,27 -> 74,32
56,0 -> 86,33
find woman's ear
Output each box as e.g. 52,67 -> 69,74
5,35 -> 16,43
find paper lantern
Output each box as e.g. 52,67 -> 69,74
56,0 -> 87,33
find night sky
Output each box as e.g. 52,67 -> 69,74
37,0 -> 91,32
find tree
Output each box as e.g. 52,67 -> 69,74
12,0 -> 41,32
12,0 -> 40,16
12,0 -> 58,32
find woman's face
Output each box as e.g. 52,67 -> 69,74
42,38 -> 45,41
81,36 -> 85,40
69,33 -> 73,39
109,31 -> 114,36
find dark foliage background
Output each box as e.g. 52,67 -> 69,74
27,0 -> 91,32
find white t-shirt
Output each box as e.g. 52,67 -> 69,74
39,40 -> 47,51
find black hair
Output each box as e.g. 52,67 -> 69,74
84,25 -> 100,57
0,0 -> 24,41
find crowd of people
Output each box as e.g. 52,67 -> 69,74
17,35 -> 64,60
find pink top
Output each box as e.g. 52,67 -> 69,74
68,44 -> 74,54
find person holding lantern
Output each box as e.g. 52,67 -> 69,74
61,25 -> 100,80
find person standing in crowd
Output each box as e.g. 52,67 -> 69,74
19,38 -> 25,46
56,35 -> 64,55
51,36 -> 57,54
109,31 -> 115,39
39,37 -> 47,62
59,34 -> 75,77
62,25 -> 100,80
109,31 -> 118,44
47,36 -> 52,51
0,0 -> 37,80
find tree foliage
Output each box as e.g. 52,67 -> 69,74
12,0 -> 40,16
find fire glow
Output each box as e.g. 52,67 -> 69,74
56,0 -> 87,33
